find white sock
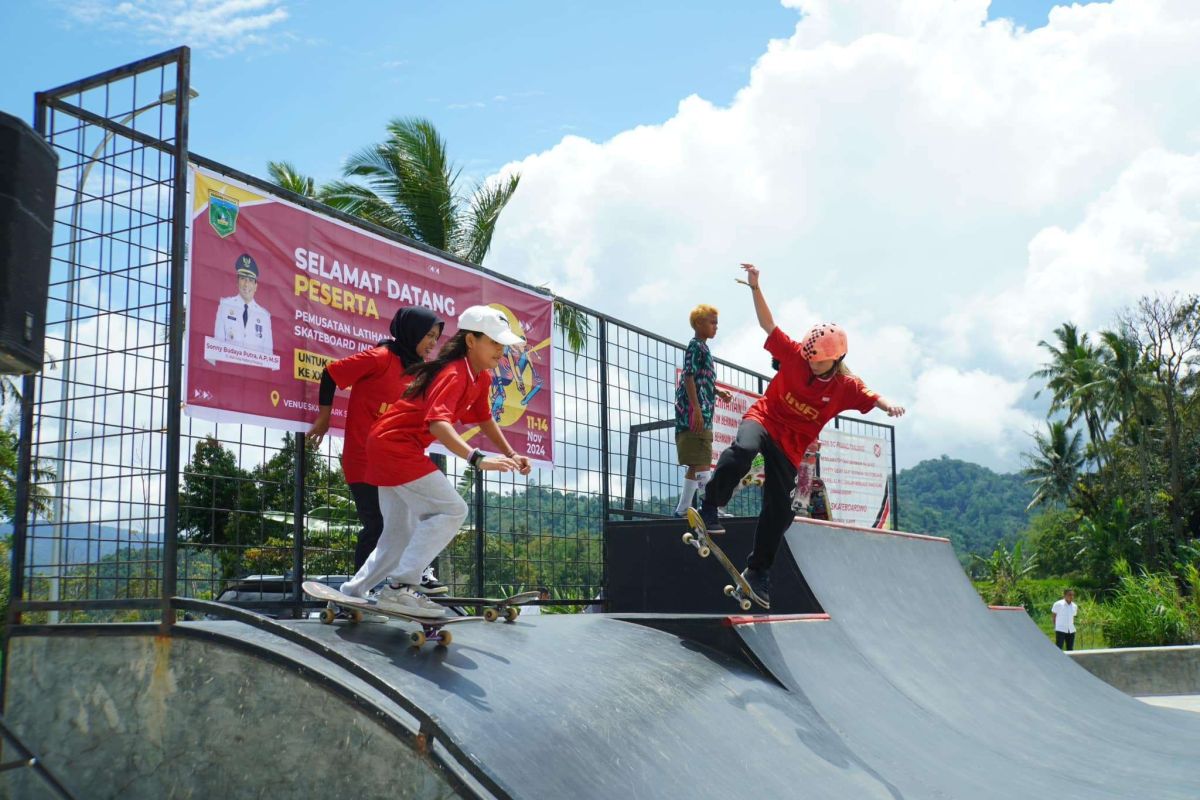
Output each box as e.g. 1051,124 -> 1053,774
695,470 -> 712,489
675,478 -> 699,514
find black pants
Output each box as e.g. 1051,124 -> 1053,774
1055,631 -> 1076,651
702,419 -> 798,571
348,482 -> 384,571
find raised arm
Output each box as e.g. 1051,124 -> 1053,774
740,263 -> 776,335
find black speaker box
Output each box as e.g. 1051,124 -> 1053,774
0,110 -> 58,374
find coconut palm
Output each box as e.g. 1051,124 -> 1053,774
1023,420 -> 1086,510
1032,324 -> 1108,467
267,118 -> 590,352
266,161 -> 316,198
319,117 -> 518,265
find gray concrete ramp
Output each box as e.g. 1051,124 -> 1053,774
772,519 -> 1200,798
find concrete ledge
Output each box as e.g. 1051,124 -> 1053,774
1069,645 -> 1200,696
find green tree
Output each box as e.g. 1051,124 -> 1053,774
320,117 -> 518,265
1023,421 -> 1085,511
1129,295 -> 1200,553
178,436 -> 262,580
266,160 -> 316,198
1032,323 -> 1108,467
267,118 -> 591,354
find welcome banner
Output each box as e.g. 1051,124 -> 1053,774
185,165 -> 556,467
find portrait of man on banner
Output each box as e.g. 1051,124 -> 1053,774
205,252 -> 280,370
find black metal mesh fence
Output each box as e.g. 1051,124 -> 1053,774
10,50 -> 897,621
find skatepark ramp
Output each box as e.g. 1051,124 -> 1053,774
4,518 -> 1200,799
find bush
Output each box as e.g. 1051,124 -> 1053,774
1101,560 -> 1195,647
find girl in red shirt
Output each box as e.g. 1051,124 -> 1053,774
307,306 -> 444,582
340,305 -> 532,618
698,264 -> 905,608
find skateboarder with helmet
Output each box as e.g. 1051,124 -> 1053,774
696,264 -> 905,607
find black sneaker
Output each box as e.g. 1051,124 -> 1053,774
741,567 -> 771,608
699,504 -> 726,535
420,566 -> 449,596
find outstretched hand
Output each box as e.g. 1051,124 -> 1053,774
739,263 -> 761,288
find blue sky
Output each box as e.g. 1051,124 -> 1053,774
1,1 -> 1098,185
12,0 -> 1183,474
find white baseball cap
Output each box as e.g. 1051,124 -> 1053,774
457,305 -> 524,346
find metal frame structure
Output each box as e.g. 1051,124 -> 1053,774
4,50 -> 898,642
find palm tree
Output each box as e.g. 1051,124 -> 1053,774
1023,420 -> 1085,511
320,117 -> 518,265
267,118 -> 590,352
1096,328 -> 1159,557
1032,324 -> 1108,467
266,161 -> 316,198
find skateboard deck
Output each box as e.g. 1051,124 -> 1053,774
683,508 -> 769,611
433,590 -> 542,623
302,580 -> 483,647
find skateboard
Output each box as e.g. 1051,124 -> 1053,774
809,476 -> 832,521
432,590 -> 542,623
682,508 -> 768,611
302,581 -> 483,648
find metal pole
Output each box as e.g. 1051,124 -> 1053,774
160,50 -> 191,630
292,434 -> 306,615
890,427 -> 899,531
2,376 -> 38,712
598,319 -> 610,592
473,469 -> 484,599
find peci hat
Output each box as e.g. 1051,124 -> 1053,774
457,305 -> 524,346
234,253 -> 260,280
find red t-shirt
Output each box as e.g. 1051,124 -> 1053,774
365,358 -> 493,486
325,346 -> 408,484
745,327 -> 879,466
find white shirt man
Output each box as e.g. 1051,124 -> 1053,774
213,253 -> 274,354
1051,590 -> 1078,651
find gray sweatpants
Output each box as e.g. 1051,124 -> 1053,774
340,471 -> 468,596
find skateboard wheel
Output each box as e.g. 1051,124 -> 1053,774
740,599 -> 753,612
698,546 -> 711,558
349,608 -> 364,624
483,607 -> 500,623
682,532 -> 694,545
724,585 -> 735,597
437,630 -> 453,647
504,606 -> 520,623
409,630 -> 427,647
319,607 -> 336,625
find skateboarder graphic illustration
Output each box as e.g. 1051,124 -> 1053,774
306,306 -> 444,579
339,305 -> 533,619
695,264 -> 905,608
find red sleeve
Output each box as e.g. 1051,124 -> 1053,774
423,364 -> 470,425
459,372 -> 494,425
764,327 -> 803,362
842,375 -> 880,415
326,347 -> 389,390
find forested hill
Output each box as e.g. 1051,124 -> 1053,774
897,456 -> 1034,560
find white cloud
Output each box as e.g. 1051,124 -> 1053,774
66,0 -> 290,56
488,0 -> 1200,471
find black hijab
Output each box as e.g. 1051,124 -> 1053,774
379,306 -> 444,368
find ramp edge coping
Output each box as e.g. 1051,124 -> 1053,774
797,517 -> 951,543
725,613 -> 831,626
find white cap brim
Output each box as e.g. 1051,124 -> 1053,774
491,328 -> 524,346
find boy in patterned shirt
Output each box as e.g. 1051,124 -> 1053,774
674,305 -> 732,516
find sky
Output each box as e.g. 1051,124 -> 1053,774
4,0 -> 1195,475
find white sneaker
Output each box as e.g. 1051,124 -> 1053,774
373,585 -> 447,619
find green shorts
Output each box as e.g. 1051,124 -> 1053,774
676,429 -> 714,468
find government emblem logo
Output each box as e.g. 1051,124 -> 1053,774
209,191 -> 239,238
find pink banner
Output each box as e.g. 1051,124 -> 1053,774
185,165 -> 555,467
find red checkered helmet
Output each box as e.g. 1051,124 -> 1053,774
799,323 -> 848,362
